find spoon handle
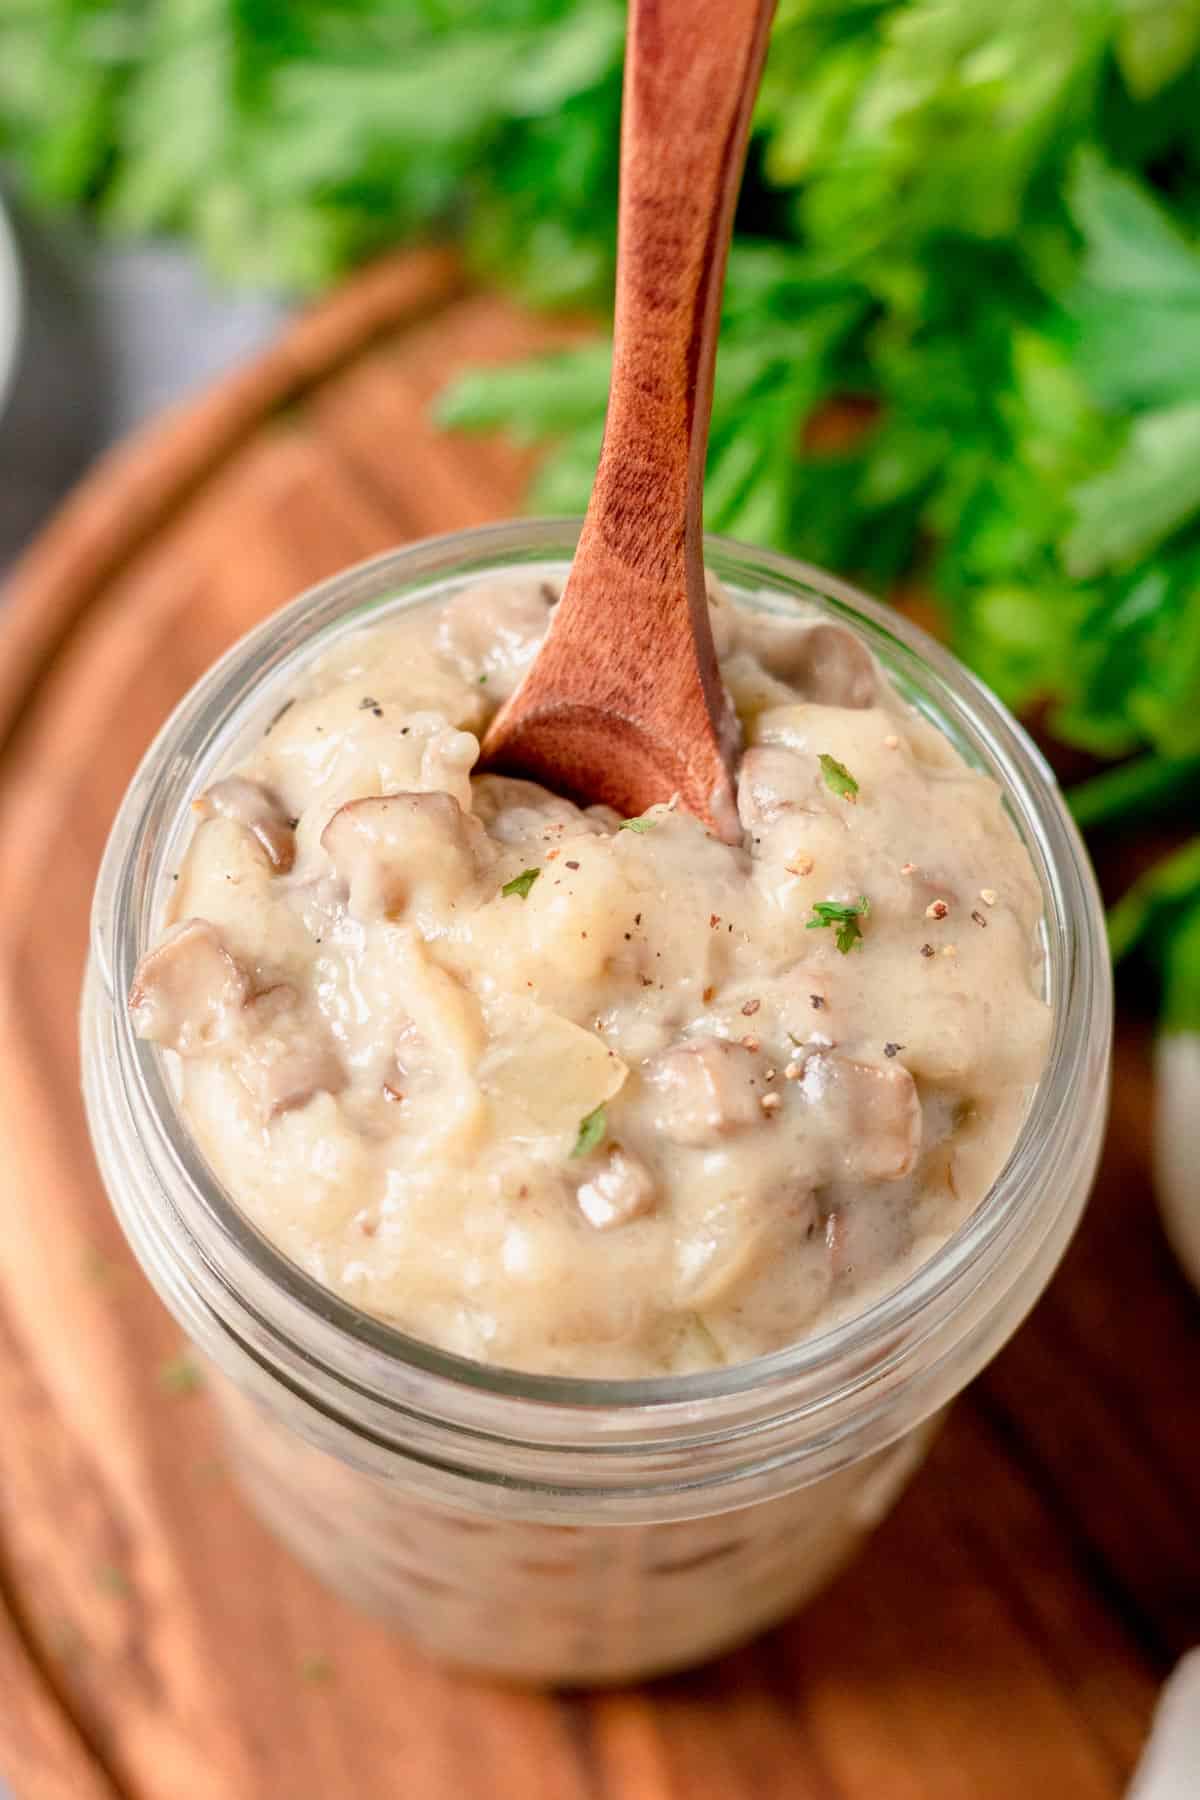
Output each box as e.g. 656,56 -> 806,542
595,0 -> 775,588
481,0 -> 775,835
566,0 -> 775,823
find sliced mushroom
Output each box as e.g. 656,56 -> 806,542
234,986 -> 345,1120
824,1186 -> 913,1281
576,1149 -> 656,1231
802,1052 -> 922,1182
194,777 -> 295,872
320,791 -> 480,920
755,621 -> 877,709
129,919 -> 249,1054
471,774 -> 591,845
435,579 -> 553,694
737,745 -> 818,832
643,1036 -> 763,1146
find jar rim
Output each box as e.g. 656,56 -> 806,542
91,519 -> 1111,1455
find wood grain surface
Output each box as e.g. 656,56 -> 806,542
0,250 -> 1195,1800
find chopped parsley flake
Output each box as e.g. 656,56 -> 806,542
819,753 -> 859,801
501,867 -> 540,900
617,816 -> 655,833
571,1104 -> 607,1159
806,895 -> 871,954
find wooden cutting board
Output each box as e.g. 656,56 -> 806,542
0,247 -> 1195,1800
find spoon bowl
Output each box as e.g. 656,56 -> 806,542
481,0 -> 777,841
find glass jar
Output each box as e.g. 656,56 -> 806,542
83,521 -> 1111,1684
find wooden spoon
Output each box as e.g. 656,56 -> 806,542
480,0 -> 776,842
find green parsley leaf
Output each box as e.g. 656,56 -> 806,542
1066,403 -> 1200,578
806,897 -> 871,928
806,896 -> 871,954
1108,839 -> 1200,963
1064,154 -> 1200,412
1164,900 -> 1200,1036
500,867 -> 540,900
12,0 -> 1200,1055
835,919 -> 864,955
571,1104 -> 607,1159
1068,752 -> 1200,831
1105,838 -> 1200,1037
618,816 -> 656,833
1117,0 -> 1200,100
818,753 -> 859,801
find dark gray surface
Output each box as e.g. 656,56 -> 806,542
0,203 -> 287,571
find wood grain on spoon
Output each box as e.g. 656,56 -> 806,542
481,0 -> 776,840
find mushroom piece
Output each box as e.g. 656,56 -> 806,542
757,621 -> 878,709
194,777 -> 295,872
576,1148 -> 656,1231
643,1036 -> 763,1146
240,1041 -> 346,1120
802,1052 -> 922,1182
435,579 -> 554,693
321,791 -> 480,920
129,919 -> 249,1054
234,988 -> 346,1120
471,773 -> 590,845
737,745 -> 818,832
823,1195 -> 911,1279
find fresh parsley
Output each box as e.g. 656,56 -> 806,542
1109,840 -> 1200,965
818,754 -> 859,801
7,5 -> 1200,1038
500,867 -> 540,900
571,1103 -> 607,1158
1107,838 -> 1200,1034
617,816 -> 655,833
806,896 -> 870,955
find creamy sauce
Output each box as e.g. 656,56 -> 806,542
131,575 -> 1050,1376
